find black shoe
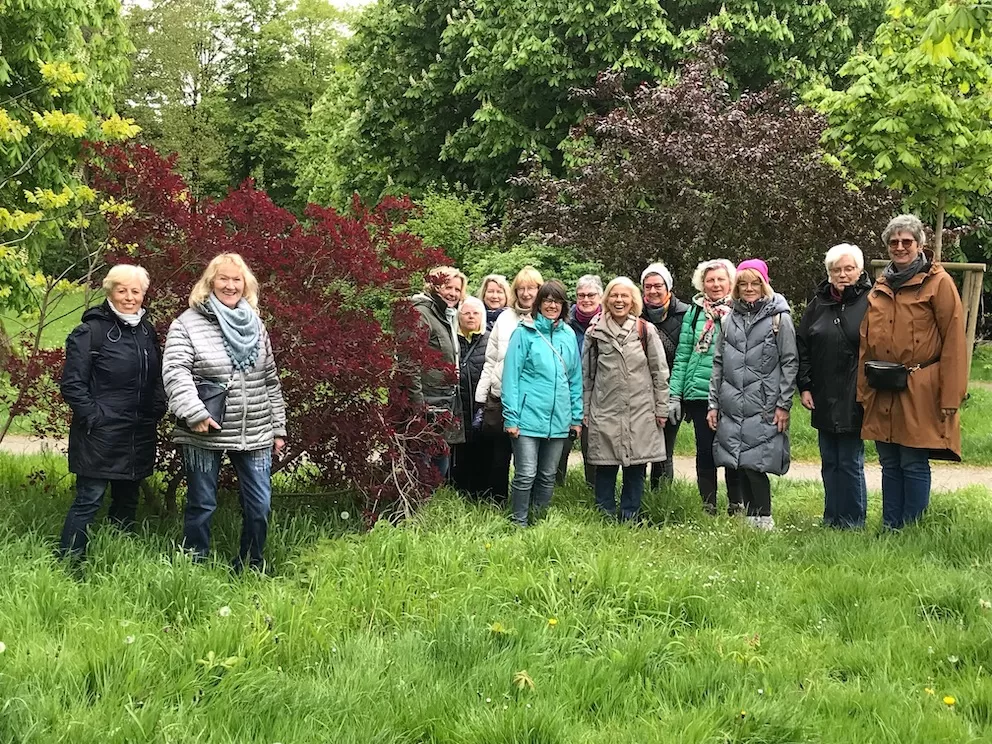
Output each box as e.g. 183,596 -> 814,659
728,501 -> 745,516
703,503 -> 717,516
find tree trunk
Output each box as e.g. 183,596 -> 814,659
934,193 -> 946,262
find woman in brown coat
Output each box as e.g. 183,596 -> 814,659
857,214 -> 968,529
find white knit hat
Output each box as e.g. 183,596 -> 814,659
640,262 -> 673,292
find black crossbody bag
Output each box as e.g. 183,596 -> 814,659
863,305 -> 940,391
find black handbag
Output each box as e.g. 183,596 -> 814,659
864,358 -> 938,392
482,394 -> 504,433
180,378 -> 229,430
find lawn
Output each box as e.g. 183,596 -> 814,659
1,452 -> 992,742
0,287 -> 99,350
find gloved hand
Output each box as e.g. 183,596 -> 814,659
668,397 -> 682,425
472,404 -> 484,431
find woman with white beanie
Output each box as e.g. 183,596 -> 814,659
640,262 -> 689,489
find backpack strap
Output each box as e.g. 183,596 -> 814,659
772,313 -> 780,335
636,317 -> 648,355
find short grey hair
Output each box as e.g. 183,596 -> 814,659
460,296 -> 485,314
575,274 -> 603,294
824,243 -> 864,272
102,264 -> 150,294
882,214 -> 926,248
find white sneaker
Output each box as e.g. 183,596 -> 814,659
746,515 -> 761,529
757,516 -> 775,531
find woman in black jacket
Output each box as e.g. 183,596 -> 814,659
58,264 -> 166,559
451,297 -> 491,498
641,263 -> 688,489
797,244 -> 871,529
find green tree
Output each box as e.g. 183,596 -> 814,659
0,0 -> 135,313
812,0 -> 992,259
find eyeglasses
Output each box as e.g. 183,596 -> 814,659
888,238 -> 916,249
643,283 -> 667,291
576,292 -> 599,300
828,265 -> 859,275
738,281 -> 763,290
542,298 -> 562,306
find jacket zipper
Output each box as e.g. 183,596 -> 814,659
240,369 -> 247,448
547,326 -> 557,438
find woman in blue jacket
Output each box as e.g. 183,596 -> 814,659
501,280 -> 583,527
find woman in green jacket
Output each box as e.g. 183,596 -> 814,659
668,258 -> 738,515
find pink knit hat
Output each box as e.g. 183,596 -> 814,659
736,258 -> 769,285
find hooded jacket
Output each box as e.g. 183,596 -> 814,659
797,272 -> 872,434
162,303 -> 287,451
709,293 -> 798,475
583,313 -> 670,466
61,301 -> 167,480
409,291 -> 464,445
857,252 -> 967,460
457,329 -> 489,432
500,314 -> 583,439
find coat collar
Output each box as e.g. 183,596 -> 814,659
873,249 -> 941,297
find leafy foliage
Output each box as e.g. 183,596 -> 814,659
71,142 -> 450,518
506,37 -> 902,303
811,0 -> 992,259
462,237 -> 606,295
400,189 -> 488,267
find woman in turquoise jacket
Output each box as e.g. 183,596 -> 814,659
502,280 -> 583,527
668,258 -> 739,516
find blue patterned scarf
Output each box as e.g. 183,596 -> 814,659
207,294 -> 261,371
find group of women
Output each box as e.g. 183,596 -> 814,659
59,253 -> 287,570
415,214 -> 967,531
55,213 -> 967,567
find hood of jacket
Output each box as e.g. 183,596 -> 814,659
813,272 -> 873,304
519,313 -> 561,334
733,292 -> 790,318
411,291 -> 449,317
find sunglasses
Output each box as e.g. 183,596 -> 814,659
888,238 -> 916,249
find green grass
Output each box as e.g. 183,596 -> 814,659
2,452 -> 992,742
0,288 -> 99,350
970,344 -> 992,383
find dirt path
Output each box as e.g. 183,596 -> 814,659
3,435 -> 988,492
569,453 -> 991,492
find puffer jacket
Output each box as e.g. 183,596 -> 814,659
410,291 -> 464,445
582,314 -> 669,466
457,329 -> 488,433
475,306 -> 524,403
642,295 -> 690,371
501,314 -> 583,439
669,295 -> 726,401
162,304 -> 287,451
797,273 -> 871,434
709,293 -> 798,475
61,302 -> 167,480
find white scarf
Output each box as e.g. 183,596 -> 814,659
109,304 -> 146,327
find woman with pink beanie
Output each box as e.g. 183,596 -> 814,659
706,259 -> 798,530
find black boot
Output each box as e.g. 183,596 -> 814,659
698,470 -> 718,515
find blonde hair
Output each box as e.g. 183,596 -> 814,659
189,253 -> 260,309
603,276 -> 643,318
477,274 -> 510,306
511,265 -> 544,307
732,268 -> 774,300
103,264 -> 150,294
422,265 -> 461,295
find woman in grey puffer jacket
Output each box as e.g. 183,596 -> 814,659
163,252 -> 287,571
707,259 -> 798,531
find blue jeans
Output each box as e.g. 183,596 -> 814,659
59,476 -> 140,558
595,464 -> 647,520
510,436 -> 566,526
818,431 -> 867,529
182,446 -> 272,570
875,441 -> 931,529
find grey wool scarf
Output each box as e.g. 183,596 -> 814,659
207,294 -> 261,371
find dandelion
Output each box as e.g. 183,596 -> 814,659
340,511 -> 350,520
947,655 -> 959,665
124,635 -> 135,645
547,618 -> 558,627
944,696 -> 956,706
217,605 -> 231,617
740,710 -> 747,719
485,543 -> 492,550
925,688 -> 935,695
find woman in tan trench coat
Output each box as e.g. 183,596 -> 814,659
857,214 -> 968,529
583,277 -> 670,521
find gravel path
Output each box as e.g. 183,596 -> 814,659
3,435 -> 988,492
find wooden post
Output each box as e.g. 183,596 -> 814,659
870,260 -> 986,378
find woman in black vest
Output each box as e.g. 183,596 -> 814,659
641,263 -> 688,489
797,244 -> 871,528
58,264 -> 166,560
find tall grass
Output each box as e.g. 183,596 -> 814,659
1,452 -> 991,742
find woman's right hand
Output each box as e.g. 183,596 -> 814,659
505,426 -> 520,438
191,417 -> 221,433
706,409 -> 718,431
800,391 -> 815,411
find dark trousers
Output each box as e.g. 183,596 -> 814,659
482,431 -> 513,503
555,426 -> 594,486
59,476 -> 141,558
595,463 -> 647,521
182,445 -> 272,571
451,435 -> 494,498
683,399 -> 740,513
819,431 -> 867,528
649,420 -> 680,487
726,468 -> 771,517
875,441 -> 931,529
